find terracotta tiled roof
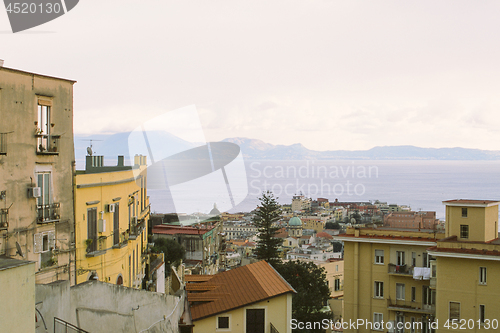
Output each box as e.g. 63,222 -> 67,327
187,260 -> 295,321
429,246 -> 500,257
316,232 -> 333,239
442,199 -> 500,205
338,234 -> 439,242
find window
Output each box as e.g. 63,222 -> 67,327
460,225 -> 469,239
462,208 -> 468,217
449,302 -> 460,320
479,305 -> 485,325
37,172 -> 51,221
373,313 -> 383,331
34,231 -> 55,253
396,283 -> 405,300
334,278 -> 341,291
397,251 -> 405,265
375,249 -> 384,264
410,317 -> 416,333
396,314 -> 404,333
412,252 -> 417,266
37,104 -> 50,151
374,281 -> 384,298
87,208 -> 98,253
217,316 -> 229,329
411,286 -> 416,302
479,267 -> 487,285
0,132 -> 8,155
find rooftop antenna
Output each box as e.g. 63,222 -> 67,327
81,139 -> 103,156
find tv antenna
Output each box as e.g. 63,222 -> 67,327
81,139 -> 103,156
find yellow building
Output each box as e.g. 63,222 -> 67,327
429,200 -> 500,333
336,226 -> 445,332
74,154 -> 149,287
186,260 -> 295,333
338,199 -> 500,333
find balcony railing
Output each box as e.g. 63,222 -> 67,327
0,208 -> 8,230
36,134 -> 60,155
388,263 -> 413,276
54,317 -> 89,333
37,203 -> 60,223
387,298 -> 435,314
270,323 -> 280,333
130,218 -> 145,238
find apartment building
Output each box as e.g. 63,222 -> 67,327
384,211 -> 439,230
336,226 -> 445,332
0,65 -> 76,284
429,200 -> 500,332
74,155 -> 149,287
338,199 -> 500,333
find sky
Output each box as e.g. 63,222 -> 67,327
2,1 -> 500,151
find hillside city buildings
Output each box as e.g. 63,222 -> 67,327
2,63 -> 500,333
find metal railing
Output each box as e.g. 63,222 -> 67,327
388,263 -> 413,275
37,203 -> 60,223
36,134 -> 60,154
387,298 -> 435,314
270,322 -> 280,333
54,317 -> 89,333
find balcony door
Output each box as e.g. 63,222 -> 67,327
37,172 -> 51,221
246,309 -> 265,333
113,204 -> 120,245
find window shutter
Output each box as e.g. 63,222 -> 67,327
48,231 -> 56,250
34,233 -> 43,253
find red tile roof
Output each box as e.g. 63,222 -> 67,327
187,260 -> 295,321
316,232 -> 333,239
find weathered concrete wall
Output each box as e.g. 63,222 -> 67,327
35,280 -> 183,333
0,259 -> 35,333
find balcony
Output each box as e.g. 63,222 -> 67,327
388,263 -> 413,276
129,218 -> 145,239
387,298 -> 435,314
0,208 -> 8,230
37,203 -> 60,223
36,134 -> 60,155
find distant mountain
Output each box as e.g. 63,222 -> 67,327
223,137 -> 500,160
74,132 -> 500,164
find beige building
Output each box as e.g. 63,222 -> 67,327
0,65 -> 76,284
186,260 -> 295,333
0,257 -> 36,333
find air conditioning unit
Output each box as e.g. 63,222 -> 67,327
28,187 -> 41,198
105,204 -> 115,213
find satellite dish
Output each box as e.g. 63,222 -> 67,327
16,241 -> 24,258
87,146 -> 93,156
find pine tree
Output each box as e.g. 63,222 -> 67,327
253,191 -> 283,267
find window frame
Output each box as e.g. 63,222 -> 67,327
216,315 -> 230,330
460,224 -> 469,239
479,304 -> 485,325
374,281 -> 384,298
411,286 -> 416,302
479,267 -> 487,285
396,283 -> 405,301
449,301 -> 460,321
375,249 -> 384,264
396,251 -> 405,266
373,313 -> 384,331
462,208 -> 468,218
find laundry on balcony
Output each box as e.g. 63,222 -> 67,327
413,267 -> 431,280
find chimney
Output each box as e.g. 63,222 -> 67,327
0,59 -> 4,67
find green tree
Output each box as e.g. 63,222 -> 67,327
276,260 -> 331,332
151,237 -> 185,270
324,221 -> 340,229
253,191 -> 283,267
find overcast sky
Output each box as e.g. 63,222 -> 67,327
2,1 -> 500,151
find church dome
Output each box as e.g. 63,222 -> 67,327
288,216 -> 302,226
210,203 -> 221,215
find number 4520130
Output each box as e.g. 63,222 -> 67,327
6,2 -> 62,14
444,319 -> 498,330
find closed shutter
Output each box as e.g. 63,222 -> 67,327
48,231 -> 56,250
34,233 -> 43,253
449,302 -> 460,320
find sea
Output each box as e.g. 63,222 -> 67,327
147,160 -> 500,220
